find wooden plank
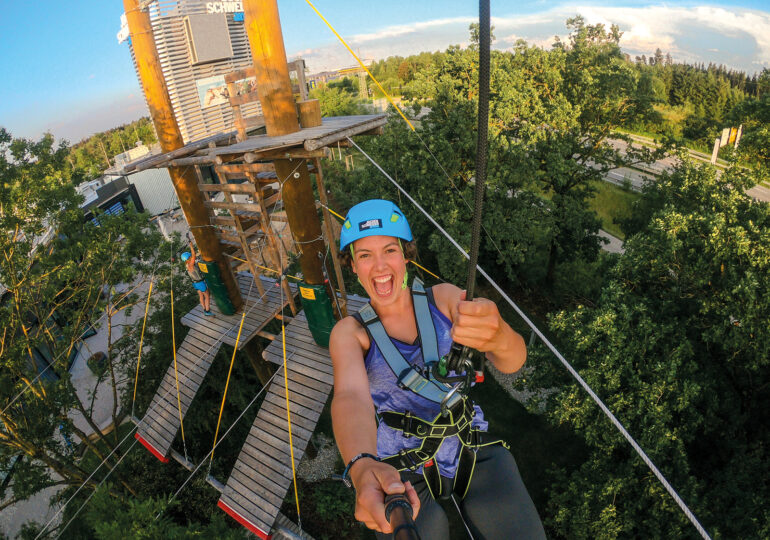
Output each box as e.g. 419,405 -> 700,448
260,400 -> 317,433
264,392 -> 323,422
238,437 -> 294,479
257,407 -> 314,441
305,116 -> 388,151
198,183 -> 257,193
229,461 -> 287,503
272,370 -> 331,399
205,200 -> 262,213
252,427 -> 306,457
220,486 -> 276,532
267,381 -> 327,412
208,115 -> 385,157
254,413 -> 311,446
219,489 -> 276,534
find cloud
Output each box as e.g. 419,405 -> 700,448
291,4 -> 770,75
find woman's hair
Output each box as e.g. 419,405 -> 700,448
338,239 -> 418,268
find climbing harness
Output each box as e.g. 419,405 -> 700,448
354,278 -> 505,500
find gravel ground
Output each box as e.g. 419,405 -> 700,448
486,362 -> 554,412
297,433 -> 339,482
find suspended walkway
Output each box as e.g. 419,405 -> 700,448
134,274 -> 297,462
217,295 -> 366,538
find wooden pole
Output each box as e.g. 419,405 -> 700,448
124,0 -> 243,310
243,0 -> 326,287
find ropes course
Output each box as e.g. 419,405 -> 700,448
22,3 -> 717,540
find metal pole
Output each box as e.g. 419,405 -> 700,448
243,0 -> 327,287
123,0 -> 243,310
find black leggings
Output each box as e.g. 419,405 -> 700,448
377,445 -> 546,540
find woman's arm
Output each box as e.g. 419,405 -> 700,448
329,317 -> 419,533
432,283 -> 527,374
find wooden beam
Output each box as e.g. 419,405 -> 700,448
198,183 -> 257,194
304,117 -> 388,150
124,0 -> 242,311
216,163 -> 275,174
245,148 -> 328,162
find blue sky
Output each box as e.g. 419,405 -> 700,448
1,1 -> 768,143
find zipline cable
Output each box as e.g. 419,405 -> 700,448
54,440 -> 140,539
210,277 -> 255,467
347,136 -> 712,540
157,367 -> 281,518
45,281 -> 277,538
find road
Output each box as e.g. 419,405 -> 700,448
602,137 -> 770,203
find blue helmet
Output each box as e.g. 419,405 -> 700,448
180,252 -> 191,262
339,199 -> 413,252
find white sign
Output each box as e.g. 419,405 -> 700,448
117,13 -> 130,44
206,1 -> 243,13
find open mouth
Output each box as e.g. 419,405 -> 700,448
372,275 -> 394,297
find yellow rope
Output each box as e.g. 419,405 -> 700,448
170,276 -> 186,451
229,256 -> 302,281
211,309 -> 247,463
320,201 -> 443,280
282,318 -> 302,524
305,0 -> 415,131
409,260 -> 442,281
131,280 -> 153,413
324,206 -> 345,221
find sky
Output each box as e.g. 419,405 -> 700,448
0,1 -> 768,143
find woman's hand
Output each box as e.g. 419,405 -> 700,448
450,290 -> 527,373
350,459 -> 420,533
450,291 -> 506,352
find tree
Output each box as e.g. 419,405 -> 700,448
522,158 -> 770,538
309,84 -> 367,117
0,129 -> 164,511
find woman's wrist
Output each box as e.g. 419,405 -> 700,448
342,452 -> 380,488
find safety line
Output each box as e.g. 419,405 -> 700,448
227,254 -> 302,281
278,219 -> 302,530
34,425 -> 140,539
158,368 -> 281,518
348,136 -> 712,540
48,281 -> 277,538
132,279 -> 154,418
54,439 -> 140,539
210,275 -> 253,465
305,0 -> 414,131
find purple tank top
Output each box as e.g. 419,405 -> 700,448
361,291 -> 487,478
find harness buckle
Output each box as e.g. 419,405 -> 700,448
398,366 -> 428,393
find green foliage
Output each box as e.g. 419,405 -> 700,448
310,82 -> 368,117
68,117 -> 156,181
0,128 -> 165,508
67,485 -> 245,539
524,159 -> 770,537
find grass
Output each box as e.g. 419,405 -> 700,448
588,180 -> 640,240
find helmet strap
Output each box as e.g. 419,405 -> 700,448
402,270 -> 409,290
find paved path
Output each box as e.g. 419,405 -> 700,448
599,230 -> 624,254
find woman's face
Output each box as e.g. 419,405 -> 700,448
351,235 -> 407,306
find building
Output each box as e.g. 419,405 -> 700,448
118,1 -> 308,144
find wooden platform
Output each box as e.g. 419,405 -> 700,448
120,115 -> 386,174
181,274 -> 297,350
135,274 -> 297,462
218,294 -> 368,539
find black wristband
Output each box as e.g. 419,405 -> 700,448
342,452 -> 380,488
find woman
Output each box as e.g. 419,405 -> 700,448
330,200 -> 545,539
181,240 -> 211,316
